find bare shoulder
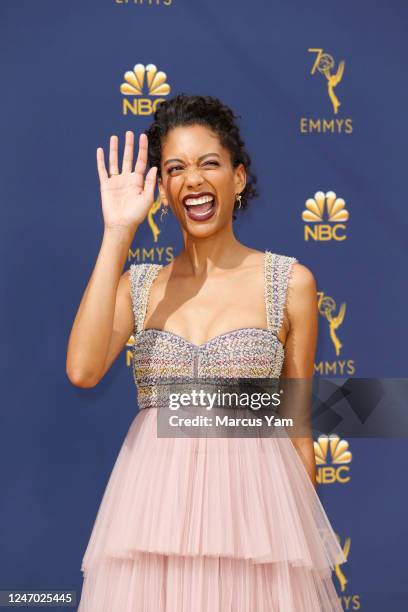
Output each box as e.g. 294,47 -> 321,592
288,261 -> 317,295
285,261 -> 317,328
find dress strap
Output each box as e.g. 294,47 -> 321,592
264,250 -> 298,337
129,263 -> 163,334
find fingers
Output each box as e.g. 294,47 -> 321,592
121,131 -> 134,174
97,132 -> 149,184
96,147 -> 108,182
134,133 -> 148,191
109,135 -> 119,176
142,166 -> 158,201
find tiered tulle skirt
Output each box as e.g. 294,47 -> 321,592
78,408 -> 346,611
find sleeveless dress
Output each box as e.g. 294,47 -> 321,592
78,250 -> 347,611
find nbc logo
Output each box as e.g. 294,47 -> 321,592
314,434 -> 352,484
302,191 -> 349,241
120,63 -> 171,115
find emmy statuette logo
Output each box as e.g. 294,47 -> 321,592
335,533 -> 351,593
300,48 -> 353,134
317,291 -> 346,357
318,527 -> 359,607
147,192 -> 165,244
126,189 -> 174,265
315,292 -> 355,375
334,533 -> 361,610
309,48 -> 344,114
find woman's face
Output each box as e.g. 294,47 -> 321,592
157,124 -> 246,238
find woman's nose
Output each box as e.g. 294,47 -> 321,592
185,167 -> 204,186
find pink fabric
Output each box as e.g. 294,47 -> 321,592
78,409 -> 346,611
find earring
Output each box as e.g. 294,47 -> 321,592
235,193 -> 242,209
160,205 -> 168,222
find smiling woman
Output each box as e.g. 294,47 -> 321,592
146,93 -> 259,225
70,94 -> 347,611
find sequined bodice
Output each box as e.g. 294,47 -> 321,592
129,250 -> 297,410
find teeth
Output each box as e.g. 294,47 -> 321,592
184,195 -> 214,206
190,207 -> 213,217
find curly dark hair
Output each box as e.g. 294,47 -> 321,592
144,93 -> 259,219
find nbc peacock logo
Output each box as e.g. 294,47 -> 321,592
120,63 -> 171,116
302,191 -> 349,241
314,434 -> 352,484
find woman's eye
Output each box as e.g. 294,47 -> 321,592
168,161 -> 218,174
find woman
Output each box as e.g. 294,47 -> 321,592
67,94 -> 346,611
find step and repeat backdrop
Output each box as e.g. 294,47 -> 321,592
1,1 -> 407,610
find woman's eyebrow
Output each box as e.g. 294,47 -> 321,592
164,152 -> 221,166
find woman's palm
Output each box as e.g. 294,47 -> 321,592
97,131 -> 158,231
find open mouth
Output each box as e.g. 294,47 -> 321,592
183,195 -> 216,222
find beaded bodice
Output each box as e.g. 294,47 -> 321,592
129,250 -> 297,410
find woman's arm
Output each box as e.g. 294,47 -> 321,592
281,263 -> 318,486
66,131 -> 157,388
66,229 -> 134,388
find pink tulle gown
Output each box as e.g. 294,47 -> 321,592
78,250 -> 347,611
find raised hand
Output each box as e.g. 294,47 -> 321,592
96,131 -> 158,233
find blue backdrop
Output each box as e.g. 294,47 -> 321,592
1,0 -> 407,609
